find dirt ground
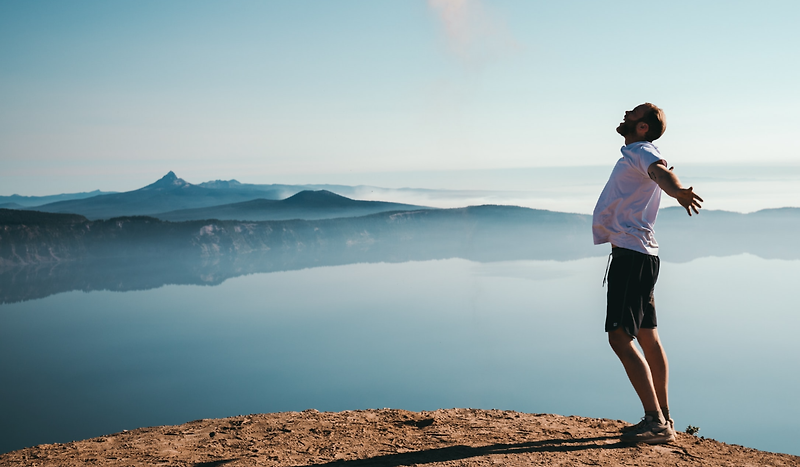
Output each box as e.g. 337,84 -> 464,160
1,408 -> 797,467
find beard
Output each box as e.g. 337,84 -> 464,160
616,119 -> 638,137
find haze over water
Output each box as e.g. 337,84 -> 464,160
1,254 -> 798,456
290,164 -> 800,215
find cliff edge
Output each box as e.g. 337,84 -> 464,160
1,409 -> 797,466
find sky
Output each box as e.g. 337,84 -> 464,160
1,0 -> 799,198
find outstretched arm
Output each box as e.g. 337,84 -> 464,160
648,161 -> 703,216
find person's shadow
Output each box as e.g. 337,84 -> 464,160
288,434 -> 629,467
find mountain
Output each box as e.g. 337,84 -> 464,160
0,190 -> 115,208
33,172 -> 283,220
155,190 -> 427,221
196,179 -> 363,198
9,173 -> 511,222
196,179 -> 245,189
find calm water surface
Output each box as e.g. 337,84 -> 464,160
1,255 -> 798,455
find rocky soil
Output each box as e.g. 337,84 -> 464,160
1,408 -> 797,467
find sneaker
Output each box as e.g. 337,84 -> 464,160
621,416 -> 676,434
620,415 -> 676,445
620,417 -> 648,433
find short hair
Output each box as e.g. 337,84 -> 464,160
640,103 -> 667,141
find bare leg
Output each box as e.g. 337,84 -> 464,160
637,328 -> 669,411
608,328 -> 660,414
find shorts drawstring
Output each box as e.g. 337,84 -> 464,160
602,252 -> 612,287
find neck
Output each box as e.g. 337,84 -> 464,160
624,135 -> 649,145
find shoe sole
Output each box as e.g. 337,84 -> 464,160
621,418 -> 673,434
621,429 -> 676,445
640,433 -> 676,445
620,427 -> 676,445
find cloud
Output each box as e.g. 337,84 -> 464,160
426,0 -> 518,65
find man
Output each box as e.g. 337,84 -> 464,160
592,103 -> 702,445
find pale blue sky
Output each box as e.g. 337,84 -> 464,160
1,1 -> 799,196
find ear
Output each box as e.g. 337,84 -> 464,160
636,122 -> 649,136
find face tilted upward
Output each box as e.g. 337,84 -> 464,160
616,104 -> 648,138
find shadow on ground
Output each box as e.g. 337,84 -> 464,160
297,435 -> 628,467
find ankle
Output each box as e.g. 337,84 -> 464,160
645,410 -> 665,425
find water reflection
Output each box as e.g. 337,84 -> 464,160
2,207 -> 799,456
1,255 -> 798,456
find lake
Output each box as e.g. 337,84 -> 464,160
1,254 -> 798,456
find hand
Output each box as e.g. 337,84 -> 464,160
676,187 -> 703,216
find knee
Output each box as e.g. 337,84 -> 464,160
608,329 -> 633,354
637,329 -> 663,352
641,338 -> 664,355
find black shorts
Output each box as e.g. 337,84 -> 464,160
605,247 -> 659,337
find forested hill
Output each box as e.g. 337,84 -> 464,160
0,206 -> 594,269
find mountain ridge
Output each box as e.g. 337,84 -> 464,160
27,172 -> 423,221
155,189 -> 428,222
139,170 -> 190,190
31,172 -> 283,219
0,190 -> 116,208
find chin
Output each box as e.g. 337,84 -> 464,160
617,121 -> 635,137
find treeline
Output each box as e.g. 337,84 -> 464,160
0,206 -> 594,268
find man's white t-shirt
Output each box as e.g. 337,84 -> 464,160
592,141 -> 666,256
